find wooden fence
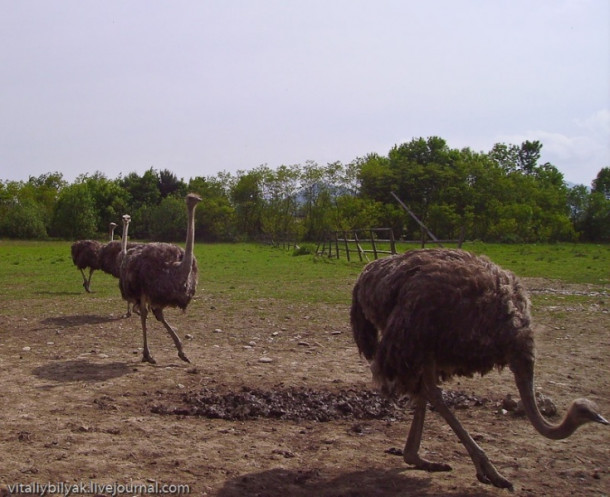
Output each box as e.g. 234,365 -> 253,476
316,229 -> 463,261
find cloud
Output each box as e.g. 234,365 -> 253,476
495,109 -> 610,186
575,109 -> 610,137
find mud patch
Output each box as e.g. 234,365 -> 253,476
149,385 -> 487,422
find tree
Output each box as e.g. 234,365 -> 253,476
231,170 -> 264,239
188,175 -> 236,241
158,169 -> 186,198
592,167 -> 610,198
21,172 -> 66,233
258,164 -> 301,241
489,141 -> 542,175
567,184 -> 590,228
120,168 -> 161,211
580,192 -> 610,241
148,196 -> 188,241
357,153 -> 394,201
51,183 -> 97,239
78,172 -> 130,234
0,197 -> 48,239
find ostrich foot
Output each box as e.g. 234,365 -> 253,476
178,351 -> 191,363
142,353 -> 157,364
404,453 -> 452,472
83,282 -> 91,293
474,459 -> 513,491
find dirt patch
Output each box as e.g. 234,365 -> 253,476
148,385 -> 487,422
0,278 -> 608,496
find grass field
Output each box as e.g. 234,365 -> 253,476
0,241 -> 608,304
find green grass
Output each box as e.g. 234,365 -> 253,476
0,241 -> 607,307
461,242 -> 610,285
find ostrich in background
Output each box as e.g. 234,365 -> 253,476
99,217 -> 141,317
351,248 -> 608,490
119,193 -> 202,364
71,240 -> 102,293
71,222 -> 119,293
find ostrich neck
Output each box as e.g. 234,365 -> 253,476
121,221 -> 129,255
179,204 -> 197,277
514,375 -> 579,440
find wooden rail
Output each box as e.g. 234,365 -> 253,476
316,229 -> 462,261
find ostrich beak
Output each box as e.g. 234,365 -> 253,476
595,413 -> 609,425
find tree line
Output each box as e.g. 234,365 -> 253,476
1,137 -> 609,243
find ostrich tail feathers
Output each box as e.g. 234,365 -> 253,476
350,291 -> 379,361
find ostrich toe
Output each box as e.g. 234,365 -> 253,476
475,460 -> 513,491
404,455 -> 452,473
142,354 -> 157,364
178,351 -> 191,363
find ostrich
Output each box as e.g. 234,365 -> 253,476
71,222 -> 119,293
99,217 -> 141,316
351,248 -> 608,490
71,239 -> 103,293
119,193 -> 201,364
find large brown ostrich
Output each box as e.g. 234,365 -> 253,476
71,240 -> 102,293
351,248 -> 608,490
119,193 -> 201,364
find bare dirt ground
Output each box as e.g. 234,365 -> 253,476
0,278 -> 608,497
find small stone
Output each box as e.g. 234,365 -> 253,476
185,334 -> 193,340
98,353 -> 109,359
22,346 -> 31,351
259,357 -> 273,363
214,328 -> 223,333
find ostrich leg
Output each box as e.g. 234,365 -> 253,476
151,307 -> 190,363
139,305 -> 156,364
80,268 -> 93,293
403,396 -> 452,472
422,367 -> 513,490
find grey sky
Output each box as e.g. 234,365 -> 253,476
1,0 -> 608,186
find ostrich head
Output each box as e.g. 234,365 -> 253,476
186,193 -> 202,208
122,214 -> 131,224
567,398 -> 609,426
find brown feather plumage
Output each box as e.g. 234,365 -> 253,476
71,240 -> 103,292
351,248 -> 607,490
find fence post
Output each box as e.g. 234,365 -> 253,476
342,231 -> 350,261
333,232 -> 339,259
353,231 -> 363,262
370,229 -> 378,259
389,229 -> 396,254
